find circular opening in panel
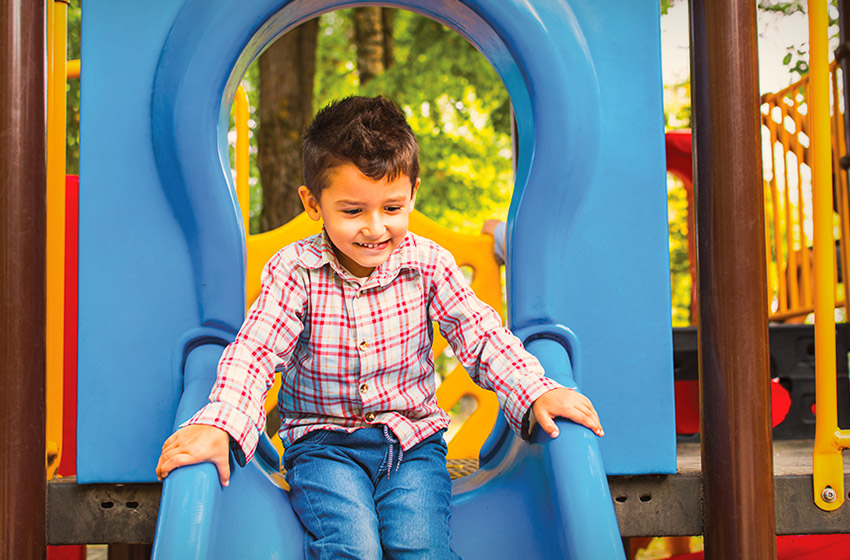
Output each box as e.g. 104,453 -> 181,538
227,7 -> 516,236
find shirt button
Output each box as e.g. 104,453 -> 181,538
359,383 -> 369,395
365,412 -> 376,422
359,340 -> 369,351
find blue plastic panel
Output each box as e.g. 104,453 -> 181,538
506,0 -> 676,474
77,0 -> 204,482
77,0 -> 673,486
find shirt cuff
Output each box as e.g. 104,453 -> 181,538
182,402 -> 259,467
521,386 -> 577,439
504,374 -> 565,439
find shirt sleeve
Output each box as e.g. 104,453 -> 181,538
427,248 -> 563,438
182,251 -> 307,465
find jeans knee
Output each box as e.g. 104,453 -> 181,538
378,498 -> 456,559
307,532 -> 381,560
380,521 -> 458,560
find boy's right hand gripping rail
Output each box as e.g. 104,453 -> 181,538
151,325 -> 624,559
151,339 -> 304,559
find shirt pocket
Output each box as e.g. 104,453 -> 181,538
375,276 -> 427,359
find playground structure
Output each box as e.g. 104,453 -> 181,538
4,1 -> 850,559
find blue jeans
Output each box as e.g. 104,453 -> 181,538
283,426 -> 461,560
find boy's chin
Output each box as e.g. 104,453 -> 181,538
351,257 -> 386,275
340,253 -> 386,277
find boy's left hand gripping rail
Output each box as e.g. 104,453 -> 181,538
518,324 -> 626,560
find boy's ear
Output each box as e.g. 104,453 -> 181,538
408,178 -> 421,212
298,186 -> 322,221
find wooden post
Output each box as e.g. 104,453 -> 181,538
689,0 -> 777,557
0,0 -> 47,558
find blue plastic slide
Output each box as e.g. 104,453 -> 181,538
152,334 -> 624,559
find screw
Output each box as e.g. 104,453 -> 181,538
822,486 -> 838,503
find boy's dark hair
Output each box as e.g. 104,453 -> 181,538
302,96 -> 420,199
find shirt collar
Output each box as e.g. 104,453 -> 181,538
298,229 -> 421,285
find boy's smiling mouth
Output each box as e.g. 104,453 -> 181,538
356,240 -> 390,249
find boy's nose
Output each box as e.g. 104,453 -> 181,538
362,212 -> 386,237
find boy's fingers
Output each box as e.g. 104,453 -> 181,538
581,412 -> 605,437
572,406 -> 602,432
157,446 -> 204,477
557,404 -> 604,437
155,451 -> 171,480
161,432 -> 182,451
533,388 -> 606,438
159,450 -> 231,488
536,412 -> 560,438
214,458 -> 231,487
157,452 -> 192,480
156,458 -> 172,481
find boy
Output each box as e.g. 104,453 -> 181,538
156,96 -> 604,559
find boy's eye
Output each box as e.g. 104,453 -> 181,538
342,208 -> 361,215
385,206 -> 402,212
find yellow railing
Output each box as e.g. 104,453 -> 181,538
760,34 -> 850,510
762,3 -> 850,512
760,64 -> 850,324
808,0 -> 850,512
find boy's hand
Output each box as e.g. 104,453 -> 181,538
531,388 -> 605,439
156,424 -> 232,487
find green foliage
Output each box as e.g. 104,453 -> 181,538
69,3 -> 815,328
315,11 -> 359,104
664,80 -> 693,324
762,0 -> 839,81
233,9 -> 513,234
67,5 -> 81,175
667,175 -> 692,327
314,9 -> 514,232
758,1 -> 806,15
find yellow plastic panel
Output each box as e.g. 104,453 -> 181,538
408,212 -> 502,460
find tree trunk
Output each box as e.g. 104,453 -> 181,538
353,7 -> 394,86
382,9 -> 395,72
257,20 -> 319,232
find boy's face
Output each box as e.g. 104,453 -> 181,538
299,162 -> 420,278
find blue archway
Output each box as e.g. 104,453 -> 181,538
149,0 -> 601,334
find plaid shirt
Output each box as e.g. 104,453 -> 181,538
186,231 -> 561,465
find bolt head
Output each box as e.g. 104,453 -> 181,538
822,486 -> 838,503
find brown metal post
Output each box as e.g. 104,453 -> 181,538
689,1 -> 777,558
1,1 -> 48,559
